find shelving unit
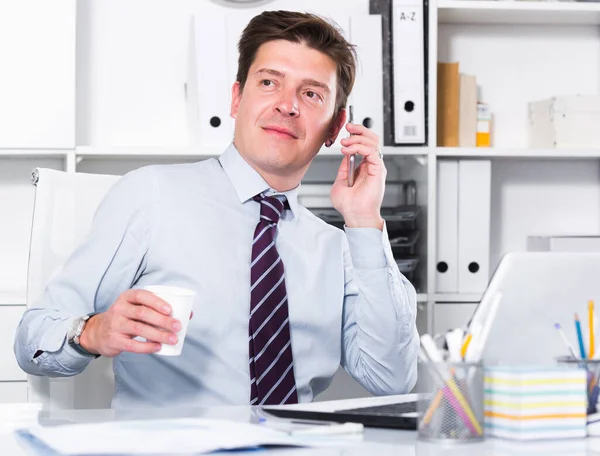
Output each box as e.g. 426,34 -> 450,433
427,0 -> 600,338
438,0 -> 600,25
74,145 -> 429,159
0,150 -> 69,158
436,147 -> 600,159
1,0 -> 599,402
0,291 -> 26,307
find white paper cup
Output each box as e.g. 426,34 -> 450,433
143,285 -> 196,356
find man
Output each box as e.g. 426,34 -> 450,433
14,10 -> 418,408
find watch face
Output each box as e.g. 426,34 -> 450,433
68,317 -> 83,342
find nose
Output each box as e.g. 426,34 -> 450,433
274,88 -> 299,117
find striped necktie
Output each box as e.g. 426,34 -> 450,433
248,193 -> 298,405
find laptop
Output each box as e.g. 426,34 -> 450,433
266,252 -> 600,430
263,395 -> 419,430
466,252 -> 600,365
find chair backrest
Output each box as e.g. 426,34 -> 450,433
27,168 -> 121,410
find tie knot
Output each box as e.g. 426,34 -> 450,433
254,194 -> 287,224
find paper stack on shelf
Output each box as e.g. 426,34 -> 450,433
484,366 -> 587,440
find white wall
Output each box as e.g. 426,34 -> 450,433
0,1 -> 75,149
76,0 -> 370,147
490,159 -> 600,270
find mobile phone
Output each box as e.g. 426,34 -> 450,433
347,105 -> 355,187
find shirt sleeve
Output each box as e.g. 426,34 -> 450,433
340,221 -> 419,395
14,167 -> 155,377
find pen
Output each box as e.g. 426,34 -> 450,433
289,422 -> 363,436
258,417 -> 363,436
422,330 -> 461,426
420,334 -> 443,363
554,323 -> 578,359
460,333 -> 473,360
347,105 -> 355,187
590,300 -> 595,359
575,313 -> 587,359
446,328 -> 464,362
420,335 -> 483,436
595,313 -> 598,359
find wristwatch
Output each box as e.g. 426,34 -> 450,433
67,313 -> 100,358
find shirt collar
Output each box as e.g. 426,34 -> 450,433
218,143 -> 300,220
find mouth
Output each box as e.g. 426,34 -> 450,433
262,126 -> 298,139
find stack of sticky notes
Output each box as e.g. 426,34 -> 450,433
484,366 -> 587,440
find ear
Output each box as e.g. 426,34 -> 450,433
230,81 -> 242,119
326,108 -> 347,145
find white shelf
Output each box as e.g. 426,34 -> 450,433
0,149 -> 69,158
381,146 -> 428,157
417,293 -> 428,303
24,145 -> 585,160
436,147 -> 600,159
72,145 -> 600,160
434,293 -> 483,303
76,146 -> 210,158
438,0 -> 600,25
0,291 -> 26,306
75,145 -> 429,159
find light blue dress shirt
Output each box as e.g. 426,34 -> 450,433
14,144 -> 419,409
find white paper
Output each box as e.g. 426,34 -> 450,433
0,403 -> 42,436
17,417 -> 360,455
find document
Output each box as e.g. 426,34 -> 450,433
16,417 -> 362,455
0,403 -> 42,436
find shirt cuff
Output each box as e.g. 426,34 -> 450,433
344,221 -> 394,269
33,317 -> 96,364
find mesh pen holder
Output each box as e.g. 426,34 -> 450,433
556,356 -> 600,414
417,361 -> 485,443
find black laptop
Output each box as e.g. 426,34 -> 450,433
263,398 -> 418,430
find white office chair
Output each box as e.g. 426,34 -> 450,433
26,167 -> 121,410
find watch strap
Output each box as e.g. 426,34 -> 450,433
70,341 -> 100,358
69,313 -> 100,358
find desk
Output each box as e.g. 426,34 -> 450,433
0,395 -> 599,455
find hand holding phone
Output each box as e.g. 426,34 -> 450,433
332,105 -> 386,230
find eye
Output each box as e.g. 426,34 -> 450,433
260,79 -> 274,87
306,90 -> 323,102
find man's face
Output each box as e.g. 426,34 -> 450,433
230,39 -> 345,184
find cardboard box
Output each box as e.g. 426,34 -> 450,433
529,96 -> 600,149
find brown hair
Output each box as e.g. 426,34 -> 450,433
236,10 -> 357,118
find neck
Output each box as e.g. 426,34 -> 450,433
234,142 -> 309,192
259,171 -> 301,193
